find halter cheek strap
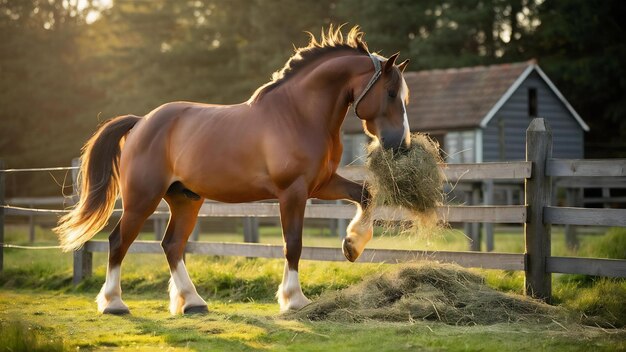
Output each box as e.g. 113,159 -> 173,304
353,54 -> 382,118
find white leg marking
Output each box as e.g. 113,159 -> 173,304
96,265 -> 128,313
168,260 -> 207,315
345,204 -> 374,256
277,262 -> 311,312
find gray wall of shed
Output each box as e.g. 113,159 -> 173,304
483,71 -> 584,161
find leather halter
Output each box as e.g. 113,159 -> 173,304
353,54 -> 382,118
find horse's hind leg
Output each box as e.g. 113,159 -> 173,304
97,180 -> 164,314
162,187 -> 207,315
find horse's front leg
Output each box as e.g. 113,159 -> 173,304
313,173 -> 373,262
276,177 -> 311,312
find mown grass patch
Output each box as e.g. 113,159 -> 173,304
0,319 -> 65,352
1,225 -> 625,350
1,290 -> 624,351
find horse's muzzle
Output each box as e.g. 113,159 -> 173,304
380,132 -> 410,154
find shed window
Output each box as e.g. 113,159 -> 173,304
528,88 -> 538,117
444,130 -> 475,163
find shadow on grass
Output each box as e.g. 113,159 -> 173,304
118,312 -> 276,351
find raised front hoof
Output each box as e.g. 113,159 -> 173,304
183,305 -> 209,315
342,238 -> 358,262
102,307 -> 130,315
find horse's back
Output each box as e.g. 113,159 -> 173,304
122,101 -> 275,202
120,99 -> 339,203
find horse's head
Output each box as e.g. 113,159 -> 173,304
354,53 -> 410,152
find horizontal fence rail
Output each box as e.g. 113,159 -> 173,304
547,257 -> 626,278
553,176 -> 626,188
2,204 -> 528,224
337,161 -> 532,182
544,206 -> 626,227
85,240 -> 526,271
547,159 -> 626,177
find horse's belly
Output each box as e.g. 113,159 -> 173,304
177,168 -> 276,203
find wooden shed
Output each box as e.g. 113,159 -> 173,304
341,60 -> 589,165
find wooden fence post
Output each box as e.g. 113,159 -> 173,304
524,118 -> 552,302
71,158 -> 92,284
0,160 -> 5,272
243,217 -> 259,243
28,200 -> 35,243
191,221 -> 200,241
469,183 -> 482,251
564,188 -> 580,249
483,180 -> 495,252
154,217 -> 166,240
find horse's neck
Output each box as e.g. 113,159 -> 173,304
261,53 -> 369,135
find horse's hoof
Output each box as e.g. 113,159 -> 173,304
183,305 -> 209,315
342,239 -> 357,262
102,307 -> 130,315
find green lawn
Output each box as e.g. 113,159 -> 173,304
1,224 -> 625,351
1,290 -> 625,352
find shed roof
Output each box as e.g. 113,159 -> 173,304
342,60 -> 588,134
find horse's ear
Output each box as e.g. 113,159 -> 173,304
384,53 -> 400,73
397,59 -> 410,72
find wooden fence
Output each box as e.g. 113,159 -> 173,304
1,118 -> 625,302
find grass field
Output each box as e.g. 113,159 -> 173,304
1,223 -> 625,351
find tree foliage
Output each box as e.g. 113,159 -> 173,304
1,0 -> 624,195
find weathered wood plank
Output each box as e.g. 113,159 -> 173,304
483,180 -> 495,252
544,206 -> 626,227
378,205 -> 527,223
85,240 -> 160,254
338,162 -> 532,182
243,217 -> 259,243
73,248 -> 92,284
6,197 -> 70,206
554,177 -> 626,188
547,257 -> 626,278
443,162 -> 532,182
3,203 -> 527,224
199,204 -> 530,223
524,118 -> 552,302
547,159 -> 626,177
84,240 -> 525,270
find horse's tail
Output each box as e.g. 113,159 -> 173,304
54,115 -> 142,252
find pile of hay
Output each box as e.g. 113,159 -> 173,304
286,263 -> 562,325
366,133 -> 445,232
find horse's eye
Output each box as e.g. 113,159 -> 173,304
388,90 -> 397,98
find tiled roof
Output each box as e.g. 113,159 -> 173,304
342,61 -> 533,134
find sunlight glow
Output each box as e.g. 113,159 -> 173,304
79,0 -> 113,24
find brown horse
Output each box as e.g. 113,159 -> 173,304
55,26 -> 411,315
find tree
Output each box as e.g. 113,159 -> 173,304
529,0 -> 626,157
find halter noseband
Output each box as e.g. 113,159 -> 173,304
353,54 -> 382,118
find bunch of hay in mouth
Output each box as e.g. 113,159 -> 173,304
366,133 -> 445,233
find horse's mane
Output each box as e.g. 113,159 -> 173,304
248,25 -> 370,103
